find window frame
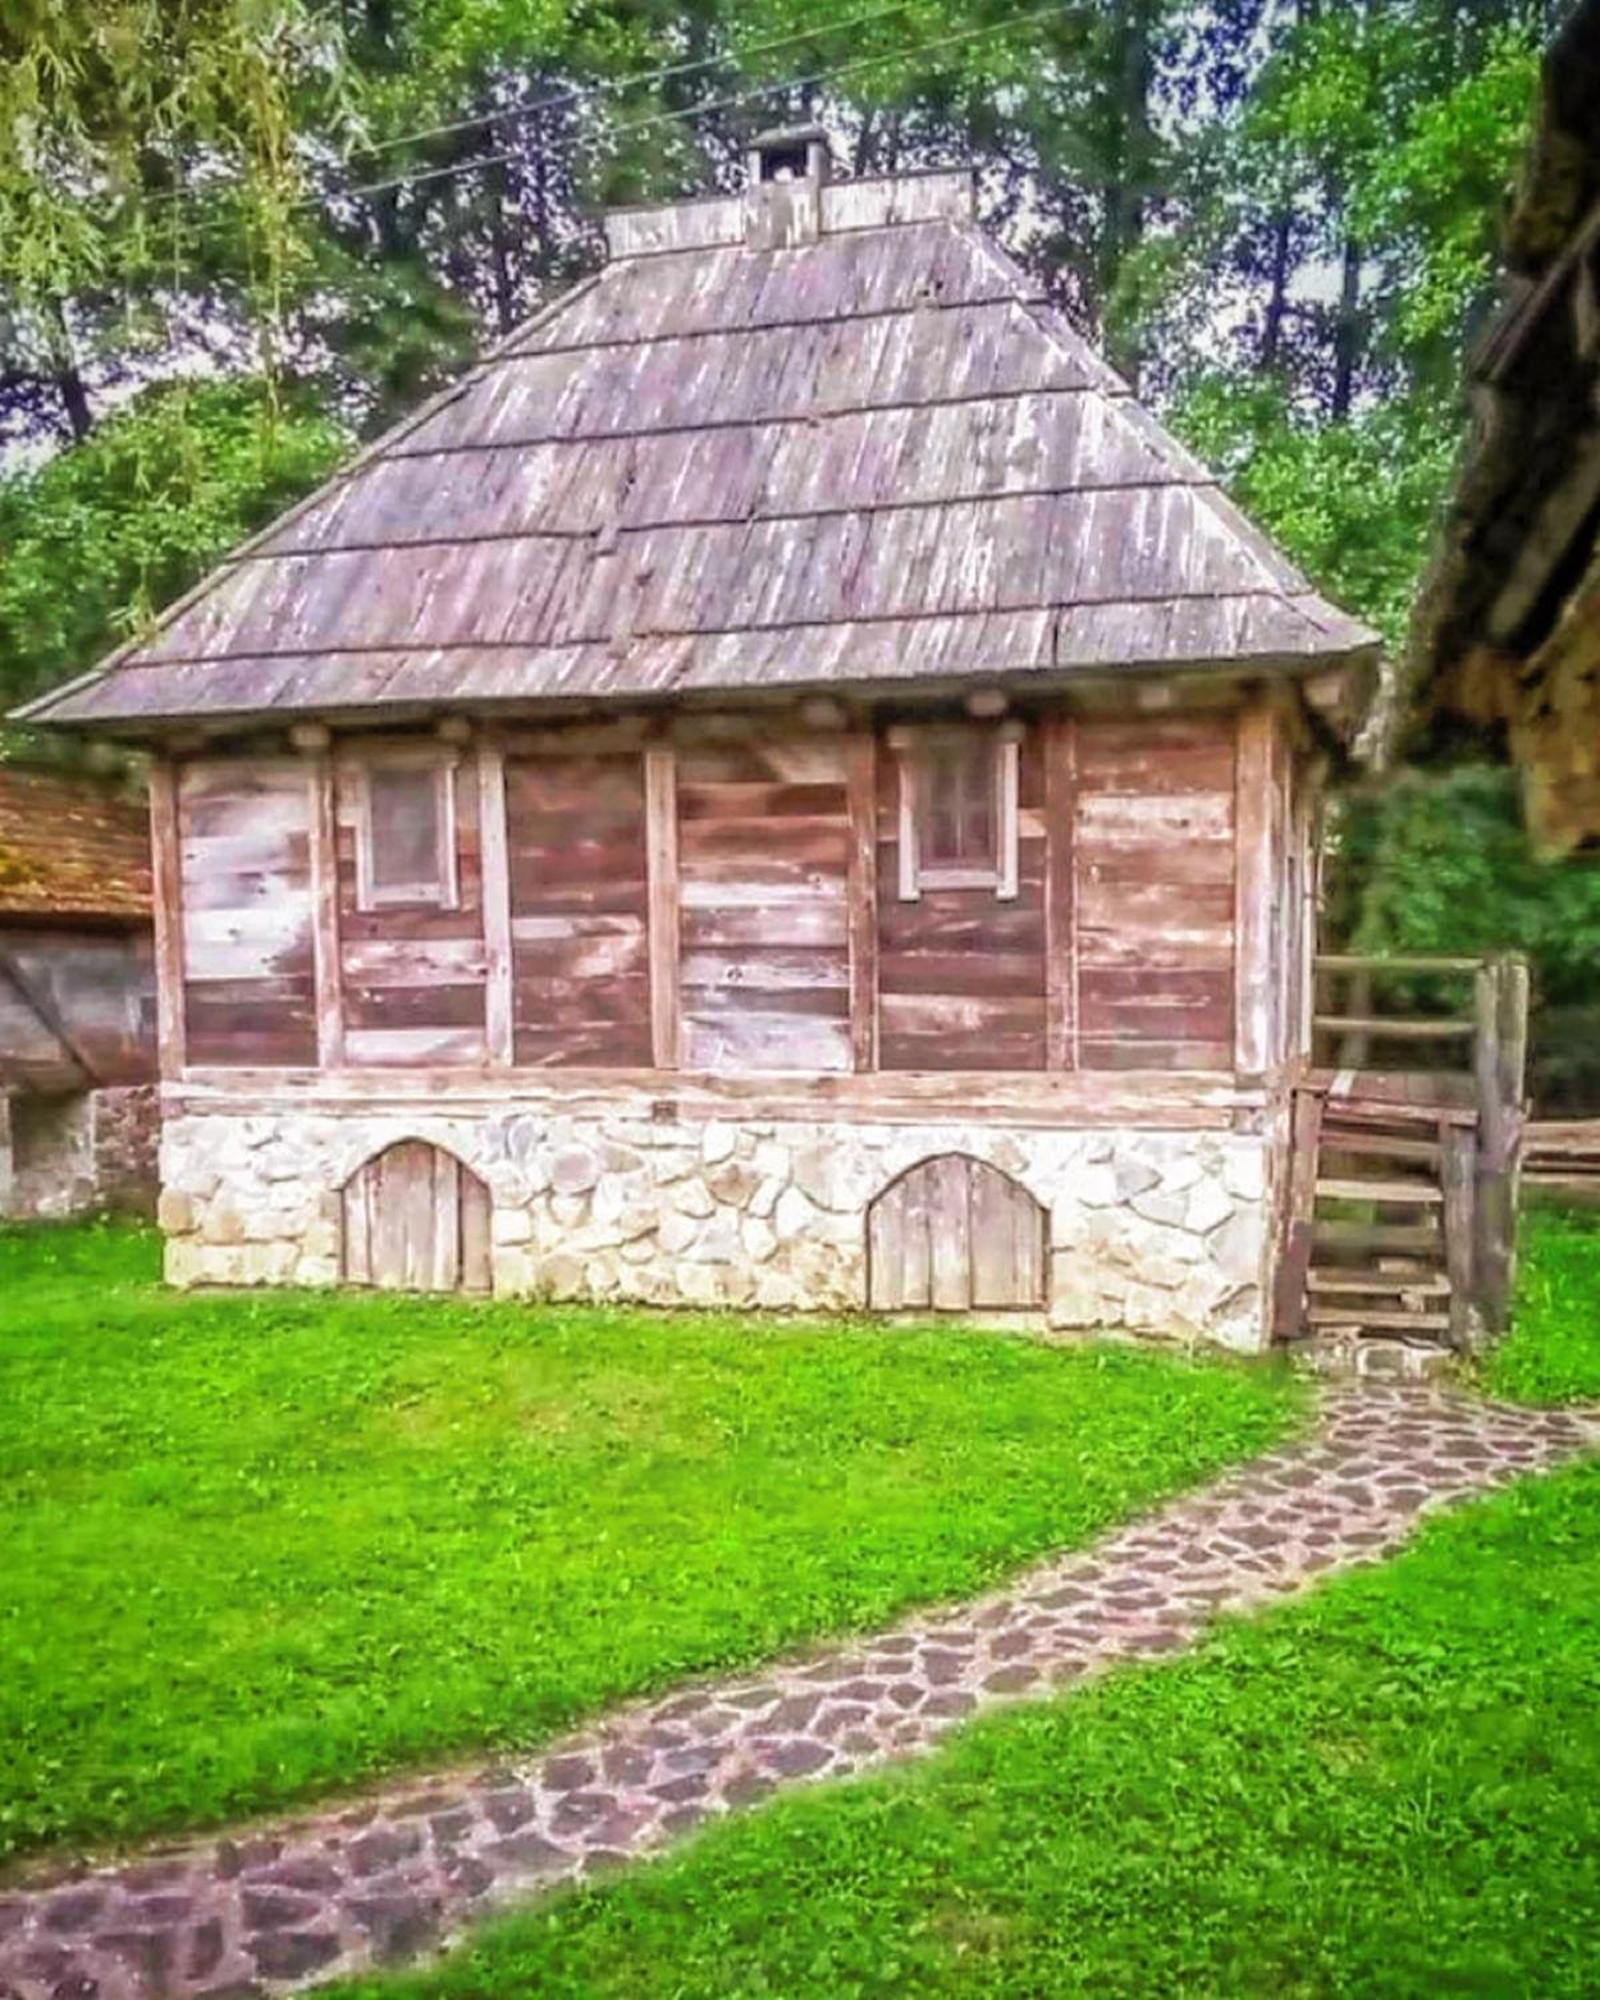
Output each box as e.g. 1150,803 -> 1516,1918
889,721 -> 1022,903
353,750 -> 461,913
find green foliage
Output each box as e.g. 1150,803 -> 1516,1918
0,1218 -> 1303,1863
1340,766 -> 1600,1000
0,378 -> 347,721
334,1447 -> 1600,1997
1479,1203 -> 1600,1406
1174,377 -> 1460,654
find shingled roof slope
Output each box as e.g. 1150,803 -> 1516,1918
21,168 -> 1376,733
0,766 -> 151,922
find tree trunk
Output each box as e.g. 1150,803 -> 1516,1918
1331,234 -> 1362,419
1099,0 -> 1156,386
46,301 -> 92,441
1261,211 -> 1292,371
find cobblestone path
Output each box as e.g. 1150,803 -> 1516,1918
3,1385 -> 1595,2000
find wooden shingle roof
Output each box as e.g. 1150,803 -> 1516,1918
0,766 -> 151,923
21,166 -> 1376,735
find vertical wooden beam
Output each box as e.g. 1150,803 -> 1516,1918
305,750 -> 345,1070
476,736 -> 515,1068
147,758 -> 187,1080
1043,713 -> 1078,1070
845,731 -> 879,1072
644,743 -> 681,1069
1233,700 -> 1275,1078
1271,1085 -> 1323,1339
1441,1122 -> 1479,1350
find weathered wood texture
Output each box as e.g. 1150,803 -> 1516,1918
29,192 -> 1376,733
867,1153 -> 1047,1309
334,748 -> 487,1069
177,758 -> 317,1067
877,728 -> 1046,1071
0,927 -> 155,1093
1075,715 -> 1236,1072
149,761 -> 186,1078
679,739 -> 852,1072
341,1139 -> 491,1292
505,749 -> 652,1067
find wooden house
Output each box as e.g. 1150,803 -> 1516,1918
17,137 -> 1379,1346
1410,0 -> 1600,853
0,764 -> 158,1218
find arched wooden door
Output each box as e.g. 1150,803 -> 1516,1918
867,1154 -> 1047,1311
342,1140 -> 492,1293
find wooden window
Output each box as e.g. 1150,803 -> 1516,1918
355,756 -> 459,910
891,723 -> 1020,901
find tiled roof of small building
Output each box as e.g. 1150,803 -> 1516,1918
0,765 -> 151,921
20,163 -> 1376,734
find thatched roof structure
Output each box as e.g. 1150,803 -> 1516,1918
1410,0 -> 1600,852
0,765 -> 150,926
20,150 -> 1376,739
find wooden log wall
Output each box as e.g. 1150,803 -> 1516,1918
1075,717 -> 1237,1072
165,703 -> 1306,1086
333,749 -> 488,1068
177,759 -> 318,1066
504,749 -> 652,1067
876,731 -> 1048,1071
678,741 -> 853,1073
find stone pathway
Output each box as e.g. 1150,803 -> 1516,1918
3,1385 -> 1595,2000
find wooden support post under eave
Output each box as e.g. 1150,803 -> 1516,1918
644,744 -> 681,1069
1233,701 -> 1276,1078
476,738 -> 515,1067
147,759 -> 187,1080
306,751 -> 345,1069
846,732 -> 878,1071
1043,713 -> 1078,1070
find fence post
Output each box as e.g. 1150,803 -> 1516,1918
1441,1122 -> 1479,1350
1473,954 -> 1524,1336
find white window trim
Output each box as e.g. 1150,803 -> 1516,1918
888,722 -> 1021,903
353,750 -> 461,913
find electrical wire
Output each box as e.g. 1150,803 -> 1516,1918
321,0 -> 1073,213
357,0 -> 922,159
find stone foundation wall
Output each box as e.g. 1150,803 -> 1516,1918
159,1101 -> 1278,1352
2,1083 -> 159,1220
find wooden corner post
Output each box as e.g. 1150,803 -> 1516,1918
147,757 -> 187,1080
299,736 -> 345,1071
644,743 -> 681,1069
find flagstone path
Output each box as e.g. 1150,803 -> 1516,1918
3,1383 -> 1595,2000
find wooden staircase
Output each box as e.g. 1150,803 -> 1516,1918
1273,953 -> 1529,1357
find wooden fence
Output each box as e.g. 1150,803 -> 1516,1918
1523,1120 -> 1600,1204
1277,951 -> 1530,1347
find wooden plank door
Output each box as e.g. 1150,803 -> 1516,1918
868,1155 -> 1046,1311
342,1140 -> 492,1293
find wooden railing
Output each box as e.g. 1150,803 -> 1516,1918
1294,951 -> 1530,1342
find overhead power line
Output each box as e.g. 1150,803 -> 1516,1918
359,0 -> 921,160
326,0 -> 1074,213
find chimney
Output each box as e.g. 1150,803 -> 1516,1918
743,124 -> 831,249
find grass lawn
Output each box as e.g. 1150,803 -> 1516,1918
340,1453 -> 1600,2000
1478,1199 -> 1600,1404
0,1219 -> 1302,1866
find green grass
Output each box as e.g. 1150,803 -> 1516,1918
1478,1200 -> 1600,1404
0,1219 -> 1302,1865
339,1453 -> 1600,2000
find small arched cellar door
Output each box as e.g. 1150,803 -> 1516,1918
868,1155 -> 1046,1311
342,1141 -> 492,1294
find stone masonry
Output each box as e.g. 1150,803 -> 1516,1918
158,1104 -> 1275,1349
2,1083 -> 159,1221
0,1385 -> 1593,2000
